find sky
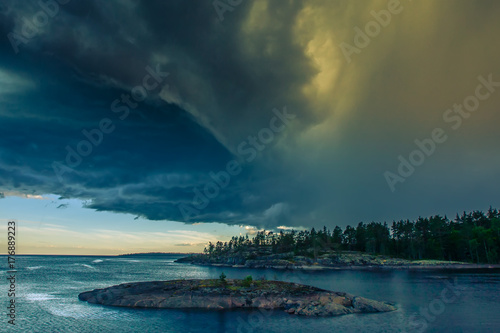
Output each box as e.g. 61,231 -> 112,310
0,0 -> 499,254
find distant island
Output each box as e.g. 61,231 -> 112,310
176,208 -> 500,269
117,252 -> 192,257
78,277 -> 396,316
175,251 -> 497,270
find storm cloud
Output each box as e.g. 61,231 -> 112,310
0,0 -> 499,229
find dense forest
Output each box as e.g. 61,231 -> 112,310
204,208 -> 500,264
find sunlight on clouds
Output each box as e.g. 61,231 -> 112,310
295,4 -> 343,99
292,1 -> 368,146
277,225 -> 307,231
242,0 -> 290,58
26,194 -> 49,200
1,191 -> 52,200
291,0 -> 500,151
241,0 -> 271,55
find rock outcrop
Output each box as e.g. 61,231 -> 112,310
79,279 -> 396,317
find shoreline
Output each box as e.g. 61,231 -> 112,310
176,255 -> 500,271
180,262 -> 500,271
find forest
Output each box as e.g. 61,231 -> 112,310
204,208 -> 500,264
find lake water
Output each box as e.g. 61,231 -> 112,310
1,254 -> 499,332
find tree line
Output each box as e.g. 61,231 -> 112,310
204,208 -> 500,264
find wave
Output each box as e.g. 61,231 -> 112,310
47,303 -> 137,320
26,266 -> 43,270
92,259 -> 104,263
24,293 -> 59,301
72,263 -> 96,269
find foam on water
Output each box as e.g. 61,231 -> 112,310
24,293 -> 60,301
46,303 -> 137,321
92,259 -> 104,263
26,266 -> 43,270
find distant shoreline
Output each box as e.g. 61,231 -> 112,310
175,251 -> 500,271
117,252 -> 192,256
0,253 -> 190,257
178,261 -> 500,271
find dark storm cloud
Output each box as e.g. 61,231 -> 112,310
0,0 -> 313,226
1,0 -> 500,229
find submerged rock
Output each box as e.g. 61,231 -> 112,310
79,279 -> 396,317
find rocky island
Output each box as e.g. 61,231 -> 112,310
78,278 -> 397,317
175,210 -> 500,270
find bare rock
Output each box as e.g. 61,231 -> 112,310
78,279 -> 396,317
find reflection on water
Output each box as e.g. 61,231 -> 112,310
1,255 -> 499,332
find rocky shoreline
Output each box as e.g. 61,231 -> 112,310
175,251 -> 500,270
78,279 -> 397,317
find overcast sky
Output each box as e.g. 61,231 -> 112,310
1,0 -> 499,254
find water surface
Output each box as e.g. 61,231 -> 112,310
1,255 -> 499,332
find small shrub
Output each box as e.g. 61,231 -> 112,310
242,275 -> 253,287
219,272 -> 227,285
